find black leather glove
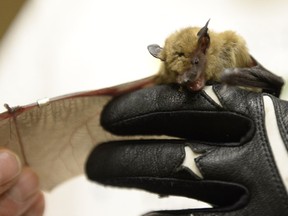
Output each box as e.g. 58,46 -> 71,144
85,84 -> 288,216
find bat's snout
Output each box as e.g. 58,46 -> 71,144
177,70 -> 206,91
177,70 -> 199,85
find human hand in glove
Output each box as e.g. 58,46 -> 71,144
86,84 -> 288,216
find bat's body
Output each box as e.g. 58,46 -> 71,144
152,27 -> 253,89
148,20 -> 284,96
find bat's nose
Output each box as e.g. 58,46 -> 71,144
177,70 -> 197,84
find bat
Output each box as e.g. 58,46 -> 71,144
148,19 -> 284,97
0,21 -> 284,191
0,76 -> 154,191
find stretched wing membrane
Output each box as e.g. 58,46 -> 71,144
0,76 -> 154,190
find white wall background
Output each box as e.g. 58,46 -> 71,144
0,0 -> 288,215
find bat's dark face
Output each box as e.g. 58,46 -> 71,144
173,38 -> 208,91
148,20 -> 210,91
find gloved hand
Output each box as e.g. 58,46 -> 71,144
85,84 -> 288,216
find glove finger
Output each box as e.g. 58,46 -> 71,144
101,84 -> 254,144
86,139 -> 187,180
86,139 -> 248,209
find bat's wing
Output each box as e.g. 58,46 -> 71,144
220,56 -> 284,97
0,76 -> 155,191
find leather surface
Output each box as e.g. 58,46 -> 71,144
86,84 -> 288,215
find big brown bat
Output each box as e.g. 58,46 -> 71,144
148,20 -> 284,97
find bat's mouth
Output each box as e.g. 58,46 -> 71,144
177,71 -> 206,91
187,75 -> 206,91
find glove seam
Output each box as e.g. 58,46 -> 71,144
258,96 -> 288,211
201,90 -> 223,109
270,96 -> 288,151
195,148 -> 216,178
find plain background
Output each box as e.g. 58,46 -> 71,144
0,0 -> 288,215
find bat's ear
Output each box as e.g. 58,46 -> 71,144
147,44 -> 165,61
197,19 -> 210,54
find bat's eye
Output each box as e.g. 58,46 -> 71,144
192,57 -> 199,65
176,52 -> 185,57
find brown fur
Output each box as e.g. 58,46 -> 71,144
153,27 -> 253,84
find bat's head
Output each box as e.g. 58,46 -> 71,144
148,19 -> 210,91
